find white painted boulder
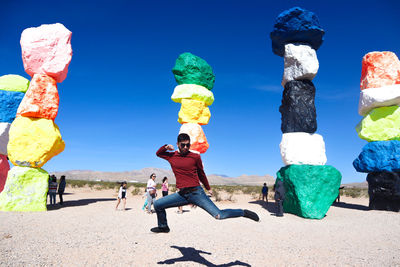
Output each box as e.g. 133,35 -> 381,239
280,132 -> 327,165
282,43 -> 319,87
358,84 -> 400,116
0,123 -> 11,155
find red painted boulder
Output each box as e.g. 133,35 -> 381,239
0,155 -> 10,193
17,74 -> 59,120
360,52 -> 400,90
179,123 -> 209,154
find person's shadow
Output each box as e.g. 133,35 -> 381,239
332,201 -> 369,211
248,200 -> 276,214
157,245 -> 251,266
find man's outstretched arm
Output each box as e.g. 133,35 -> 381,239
156,144 -> 174,160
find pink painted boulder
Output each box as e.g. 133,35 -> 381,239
20,23 -> 72,83
0,155 -> 10,193
17,74 -> 59,120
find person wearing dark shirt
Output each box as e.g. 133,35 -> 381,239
58,175 -> 66,205
150,133 -> 259,233
261,183 -> 268,203
274,180 -> 285,217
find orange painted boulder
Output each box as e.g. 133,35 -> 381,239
17,74 -> 59,120
179,123 -> 209,153
0,155 -> 10,193
178,99 -> 211,125
360,52 -> 400,90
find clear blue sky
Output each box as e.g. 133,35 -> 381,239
1,0 -> 399,183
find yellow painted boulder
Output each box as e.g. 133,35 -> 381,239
178,99 -> 211,125
8,116 -> 65,168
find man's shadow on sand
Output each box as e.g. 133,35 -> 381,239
331,201 -> 369,211
47,198 -> 115,210
158,245 -> 250,266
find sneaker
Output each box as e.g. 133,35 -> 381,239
150,226 -> 170,233
243,209 -> 260,222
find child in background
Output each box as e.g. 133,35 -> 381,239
48,175 -> 58,205
162,177 -> 169,197
115,182 -> 127,211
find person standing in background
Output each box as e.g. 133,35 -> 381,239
115,181 -> 127,211
162,177 -> 169,197
48,176 -> 58,206
58,175 -> 66,205
261,183 -> 268,203
146,173 -> 157,214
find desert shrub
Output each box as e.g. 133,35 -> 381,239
343,187 -> 368,198
213,189 -> 222,202
131,187 -> 141,196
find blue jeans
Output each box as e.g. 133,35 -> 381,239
153,186 -> 244,228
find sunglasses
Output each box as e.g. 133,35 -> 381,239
179,143 -> 190,148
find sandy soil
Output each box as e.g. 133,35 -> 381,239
0,187 -> 399,266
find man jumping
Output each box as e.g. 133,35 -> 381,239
150,133 -> 259,233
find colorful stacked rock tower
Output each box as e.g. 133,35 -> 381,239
270,7 -> 342,219
353,51 -> 400,212
0,75 -> 30,193
171,53 -> 215,153
0,23 -> 72,211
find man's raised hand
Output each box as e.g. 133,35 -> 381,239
165,144 -> 175,151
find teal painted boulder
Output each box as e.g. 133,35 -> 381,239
0,166 -> 49,211
276,165 -> 342,219
172,52 -> 215,90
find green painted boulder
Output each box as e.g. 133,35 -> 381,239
171,84 -> 215,106
356,106 -> 400,142
276,165 -> 342,219
0,74 -> 30,93
0,166 -> 49,211
172,52 -> 215,90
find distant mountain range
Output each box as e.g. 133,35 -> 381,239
53,167 -> 276,186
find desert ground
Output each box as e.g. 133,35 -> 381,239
1,187 -> 399,266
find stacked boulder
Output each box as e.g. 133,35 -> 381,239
171,52 -> 215,153
270,7 -> 342,219
0,75 -> 30,192
0,23 -> 72,211
353,51 -> 400,212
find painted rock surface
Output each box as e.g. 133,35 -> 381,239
360,51 -> 400,90
20,23 -> 72,83
0,90 -> 25,123
179,123 -> 209,154
280,80 -> 317,133
171,84 -> 214,106
356,106 -> 400,142
0,155 -> 10,193
270,7 -> 324,57
353,141 -> 400,173
178,99 -> 211,125
17,74 -> 59,120
0,166 -> 48,211
0,75 -> 30,93
280,132 -> 326,165
8,117 -> 65,168
282,43 -> 319,86
358,84 -> 400,116
172,52 -> 215,90
367,171 -> 400,212
0,123 -> 11,155
276,165 -> 342,219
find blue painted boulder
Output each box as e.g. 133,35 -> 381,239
0,90 -> 25,123
270,7 -> 325,57
353,141 -> 400,173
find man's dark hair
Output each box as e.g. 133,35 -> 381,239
177,133 -> 190,143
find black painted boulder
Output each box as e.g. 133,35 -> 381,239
367,172 -> 400,212
279,80 -> 317,133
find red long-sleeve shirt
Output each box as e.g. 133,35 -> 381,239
156,145 -> 211,190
